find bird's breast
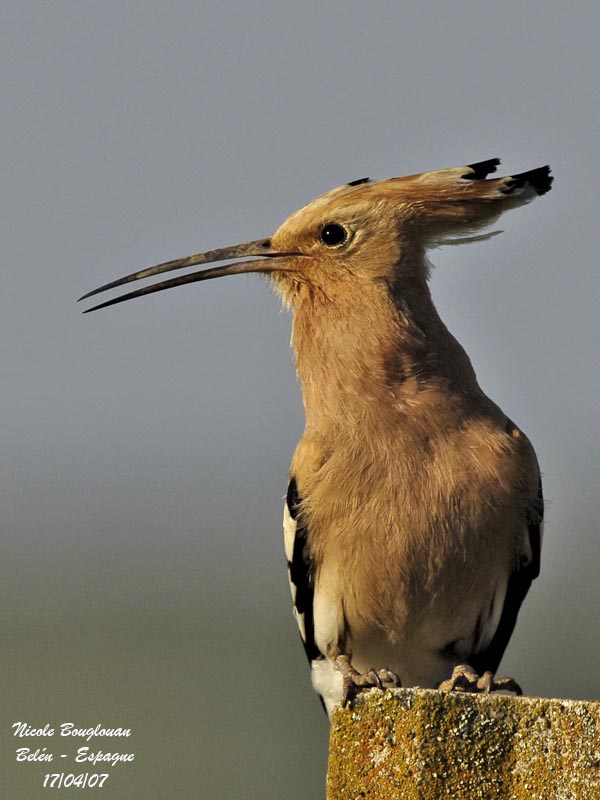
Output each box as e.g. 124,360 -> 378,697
295,417 -> 530,639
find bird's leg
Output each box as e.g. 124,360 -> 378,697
438,664 -> 522,695
334,654 -> 402,707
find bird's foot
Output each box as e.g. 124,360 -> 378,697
334,654 -> 402,708
438,664 -> 522,695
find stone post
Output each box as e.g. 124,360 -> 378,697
327,688 -> 600,799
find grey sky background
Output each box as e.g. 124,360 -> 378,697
2,2 -> 599,798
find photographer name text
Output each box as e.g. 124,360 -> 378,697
11,721 -> 135,789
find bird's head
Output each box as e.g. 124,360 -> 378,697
80,159 -> 551,313
267,178 -> 407,306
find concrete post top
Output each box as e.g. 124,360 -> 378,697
327,688 -> 600,800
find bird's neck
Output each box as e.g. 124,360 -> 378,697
291,273 -> 479,433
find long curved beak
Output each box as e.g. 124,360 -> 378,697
79,238 -> 301,313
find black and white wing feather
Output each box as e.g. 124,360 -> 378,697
284,477 -> 322,662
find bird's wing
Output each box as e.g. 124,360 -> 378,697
469,475 -> 544,675
285,477 -> 346,715
284,477 -> 323,663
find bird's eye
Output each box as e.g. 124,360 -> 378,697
320,223 -> 348,247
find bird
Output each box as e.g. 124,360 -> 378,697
81,158 -> 550,718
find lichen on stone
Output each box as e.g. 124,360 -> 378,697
327,688 -> 600,800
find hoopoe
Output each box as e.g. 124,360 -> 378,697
81,158 -> 551,717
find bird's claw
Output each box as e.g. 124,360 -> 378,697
335,655 -> 401,707
438,664 -> 522,695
